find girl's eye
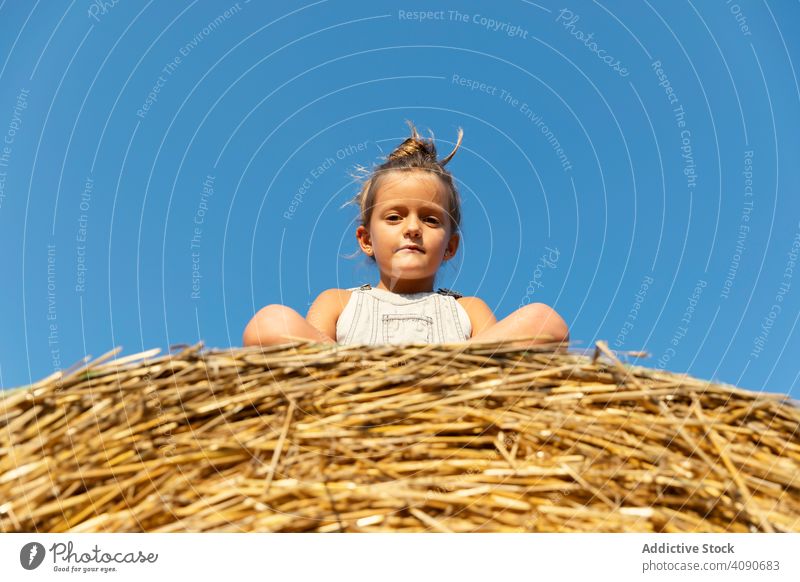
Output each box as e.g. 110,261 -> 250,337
384,214 -> 440,225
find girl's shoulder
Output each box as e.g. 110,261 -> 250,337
454,295 -> 497,337
307,288 -> 354,341
317,287 -> 354,303
454,294 -> 487,306
308,288 -> 354,317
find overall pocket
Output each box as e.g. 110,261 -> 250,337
382,314 -> 434,344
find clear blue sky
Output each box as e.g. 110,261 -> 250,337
1,1 -> 798,397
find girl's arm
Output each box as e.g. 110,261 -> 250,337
305,288 -> 352,341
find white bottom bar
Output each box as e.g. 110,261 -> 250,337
2,533 -> 798,581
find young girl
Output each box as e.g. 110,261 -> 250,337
242,123 -> 569,348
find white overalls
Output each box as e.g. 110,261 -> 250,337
335,284 -> 472,345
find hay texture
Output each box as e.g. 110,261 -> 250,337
1,339 -> 799,533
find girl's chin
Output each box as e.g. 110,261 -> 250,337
385,263 -> 434,276
391,257 -> 430,267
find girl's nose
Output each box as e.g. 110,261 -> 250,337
404,216 -> 422,237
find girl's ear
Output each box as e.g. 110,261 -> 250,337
356,225 -> 373,256
444,232 -> 460,261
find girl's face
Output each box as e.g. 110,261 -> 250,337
356,171 -> 459,292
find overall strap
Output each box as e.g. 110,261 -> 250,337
436,288 -> 463,299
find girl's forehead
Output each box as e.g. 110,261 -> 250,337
373,172 -> 448,206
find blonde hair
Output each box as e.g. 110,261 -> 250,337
346,121 -> 464,241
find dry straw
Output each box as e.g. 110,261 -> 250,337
1,338 -> 798,532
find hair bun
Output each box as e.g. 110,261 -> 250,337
386,121 -> 438,164
385,120 -> 464,168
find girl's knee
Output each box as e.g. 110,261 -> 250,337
515,303 -> 569,341
256,304 -> 300,321
243,304 -> 301,346
517,302 -> 552,320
